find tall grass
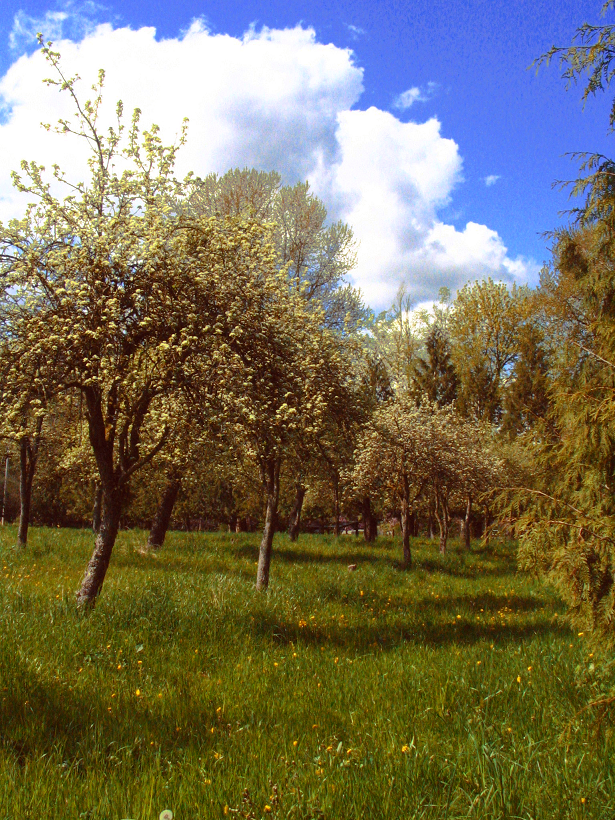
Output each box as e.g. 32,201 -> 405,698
0,525 -> 610,819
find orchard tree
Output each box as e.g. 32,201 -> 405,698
0,42 -> 302,606
352,399 -> 497,561
218,296 -> 356,589
352,400 -> 434,565
0,353 -> 46,547
176,167 -> 367,544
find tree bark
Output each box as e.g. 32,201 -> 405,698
256,457 -> 281,591
287,481 -> 306,542
1,454 -> 9,526
462,494 -> 472,550
76,486 -> 122,606
333,473 -> 340,537
92,482 -> 103,533
410,510 -> 418,538
400,472 -> 412,566
483,504 -> 491,546
146,475 -> 181,550
17,418 -> 43,548
363,496 -> 377,543
434,489 -> 450,554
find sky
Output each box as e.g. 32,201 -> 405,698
0,0 -> 611,311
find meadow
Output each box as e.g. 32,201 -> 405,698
0,526 -> 611,820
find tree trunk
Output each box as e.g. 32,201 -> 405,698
410,510 -> 418,538
483,504 -> 490,546
17,441 -> 33,547
92,482 -> 103,533
1,454 -> 9,526
228,512 -> 238,533
256,457 -> 281,591
401,473 -> 411,566
17,419 -> 43,548
363,496 -> 377,543
288,481 -> 306,542
462,494 -> 472,550
434,489 -> 450,554
147,476 -> 181,550
428,508 -> 435,540
333,474 -> 340,537
76,486 -> 122,607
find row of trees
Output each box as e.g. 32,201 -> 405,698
0,42 -> 541,605
3,7 -> 615,651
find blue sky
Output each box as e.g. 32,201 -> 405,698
0,0 -> 610,309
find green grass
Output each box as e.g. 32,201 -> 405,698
0,525 -> 611,820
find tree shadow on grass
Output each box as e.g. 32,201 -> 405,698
248,589 -> 566,652
0,650 -> 219,772
109,551 -> 257,582
233,544 -> 392,567
415,555 -> 517,579
251,613 -> 569,651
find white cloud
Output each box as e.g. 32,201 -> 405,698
9,1 -> 108,53
310,108 -> 536,306
0,19 -> 534,309
393,82 -> 437,110
346,24 -> 365,40
484,174 -> 501,187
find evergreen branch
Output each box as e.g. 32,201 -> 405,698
570,339 -> 615,370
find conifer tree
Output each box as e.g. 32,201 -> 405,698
413,324 -> 458,407
509,4 -> 615,639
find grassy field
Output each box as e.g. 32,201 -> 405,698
0,525 -> 611,820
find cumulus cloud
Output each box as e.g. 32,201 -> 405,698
312,108 -> 536,306
0,18 -> 534,309
484,174 -> 501,187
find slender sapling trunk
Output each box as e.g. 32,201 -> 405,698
17,417 -> 43,548
256,457 -> 281,591
401,472 -> 411,566
463,494 -> 472,550
333,473 -> 340,537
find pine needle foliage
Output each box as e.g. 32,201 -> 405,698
505,4 -> 615,643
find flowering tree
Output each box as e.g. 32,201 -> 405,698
352,399 -> 500,560
0,42 -> 312,605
